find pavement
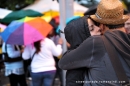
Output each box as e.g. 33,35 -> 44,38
0,68 -> 61,86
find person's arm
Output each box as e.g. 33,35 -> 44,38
6,44 -> 21,58
59,36 -> 105,70
3,44 -> 23,62
59,37 -> 94,70
50,39 -> 63,57
22,45 -> 32,60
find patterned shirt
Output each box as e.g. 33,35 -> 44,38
5,68 -> 24,76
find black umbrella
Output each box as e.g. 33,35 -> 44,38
84,5 -> 97,15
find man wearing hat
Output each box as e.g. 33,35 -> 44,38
59,0 -> 130,86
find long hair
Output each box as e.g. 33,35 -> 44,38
89,16 -> 100,27
34,40 -> 41,53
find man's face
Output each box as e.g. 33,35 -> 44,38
125,18 -> 130,34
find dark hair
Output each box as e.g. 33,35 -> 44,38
34,40 -> 41,53
105,24 -> 124,29
88,16 -> 100,27
89,16 -> 124,29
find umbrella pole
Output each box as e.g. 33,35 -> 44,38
59,0 -> 74,86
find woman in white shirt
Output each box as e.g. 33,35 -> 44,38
22,37 -> 62,86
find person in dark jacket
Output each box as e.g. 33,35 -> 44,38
60,15 -> 102,86
59,0 -> 130,86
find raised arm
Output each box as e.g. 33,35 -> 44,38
58,36 -> 105,70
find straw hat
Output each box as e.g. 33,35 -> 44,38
90,0 -> 129,25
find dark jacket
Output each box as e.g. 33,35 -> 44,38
59,30 -> 130,86
64,15 -> 90,86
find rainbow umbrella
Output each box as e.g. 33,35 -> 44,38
1,17 -> 52,45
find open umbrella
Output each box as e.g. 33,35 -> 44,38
0,8 -> 12,19
0,9 -> 43,24
1,17 -> 52,45
84,5 -> 97,15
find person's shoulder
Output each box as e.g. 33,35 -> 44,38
88,35 -> 102,39
85,35 -> 103,43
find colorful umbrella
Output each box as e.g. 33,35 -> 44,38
1,17 -> 52,45
41,10 -> 84,22
0,9 -> 43,24
41,15 -> 52,22
43,11 -> 59,18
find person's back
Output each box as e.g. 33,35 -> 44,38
83,31 -> 130,86
2,43 -> 27,86
2,43 -> 23,70
59,30 -> 130,86
23,38 -> 62,72
22,37 -> 62,86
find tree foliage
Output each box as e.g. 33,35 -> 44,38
0,0 -> 35,11
122,0 -> 130,11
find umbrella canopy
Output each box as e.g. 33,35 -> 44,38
41,10 -> 84,23
0,8 -> 12,19
23,0 -> 88,13
0,9 -> 43,24
84,5 -> 97,15
1,17 -> 52,45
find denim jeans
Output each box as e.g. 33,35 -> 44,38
31,70 -> 56,86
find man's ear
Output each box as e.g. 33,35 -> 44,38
99,24 -> 104,31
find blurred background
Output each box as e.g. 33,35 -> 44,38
0,0 -> 129,11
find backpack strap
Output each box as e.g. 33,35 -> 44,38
31,51 -> 36,61
4,44 -> 22,62
102,36 -> 130,86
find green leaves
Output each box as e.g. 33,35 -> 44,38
0,0 -> 35,11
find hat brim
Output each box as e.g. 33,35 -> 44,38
90,15 -> 129,25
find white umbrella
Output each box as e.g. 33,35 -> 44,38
0,8 -> 12,19
23,0 -> 59,13
74,2 -> 88,12
23,0 -> 88,13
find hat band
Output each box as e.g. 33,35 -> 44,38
95,13 -> 102,19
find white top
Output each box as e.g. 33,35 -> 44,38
2,43 -> 24,76
22,38 -> 62,73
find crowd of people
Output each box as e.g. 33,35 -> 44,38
0,0 -> 130,86
0,18 -> 64,86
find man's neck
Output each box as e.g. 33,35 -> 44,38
111,27 -> 126,33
